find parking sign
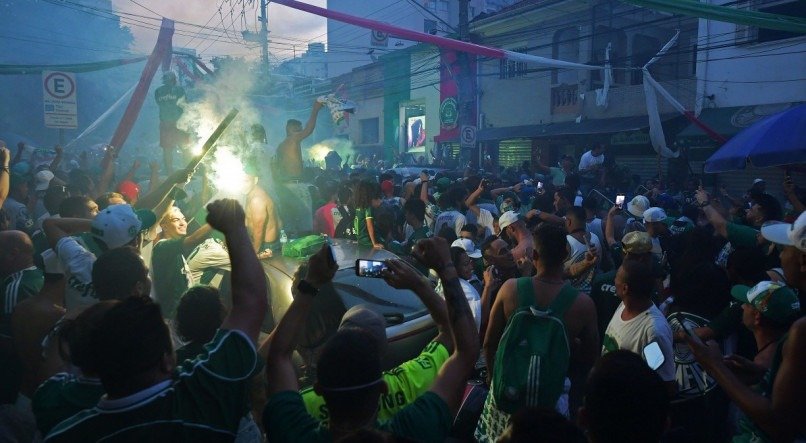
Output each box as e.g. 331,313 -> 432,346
43,71 -> 78,129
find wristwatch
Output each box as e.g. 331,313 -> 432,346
296,279 -> 319,296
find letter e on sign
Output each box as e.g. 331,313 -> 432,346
42,71 -> 78,129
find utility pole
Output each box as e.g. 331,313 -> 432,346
260,0 -> 270,73
457,0 -> 473,166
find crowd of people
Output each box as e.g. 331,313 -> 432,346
0,132 -> 805,443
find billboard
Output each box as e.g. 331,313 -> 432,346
407,116 -> 426,150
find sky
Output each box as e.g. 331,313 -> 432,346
110,0 -> 327,62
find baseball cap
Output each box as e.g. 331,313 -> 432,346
498,210 -> 520,233
761,212 -> 806,252
380,180 -> 394,194
621,231 -> 653,254
452,238 -> 482,259
753,178 -> 765,185
627,195 -> 650,218
339,305 -> 387,354
117,180 -> 141,202
91,204 -> 156,249
731,281 -> 801,323
435,177 -> 452,192
34,170 -> 55,191
643,207 -> 667,223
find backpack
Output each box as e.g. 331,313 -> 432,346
491,278 -> 578,414
282,234 -> 329,258
334,205 -> 355,239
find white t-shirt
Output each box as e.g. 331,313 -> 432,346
475,207 -> 496,238
602,303 -> 676,382
578,150 -> 604,172
55,236 -> 98,311
566,232 -> 601,261
434,210 -> 466,237
437,278 -> 481,331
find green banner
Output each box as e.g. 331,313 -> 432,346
0,57 -> 147,75
621,0 -> 806,34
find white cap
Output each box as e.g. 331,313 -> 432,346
34,170 -> 55,191
761,212 -> 806,252
498,210 -> 520,233
627,195 -> 650,218
643,207 -> 667,223
451,238 -> 482,259
753,178 -> 765,185
90,204 -> 155,249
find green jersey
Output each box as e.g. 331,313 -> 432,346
1,266 -> 44,337
152,238 -> 193,319
154,84 -> 185,122
32,373 -> 105,435
354,207 -> 374,247
265,390 -> 452,443
589,270 -> 619,345
726,222 -> 760,248
45,329 -> 259,442
300,341 -> 449,424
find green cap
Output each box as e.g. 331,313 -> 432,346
435,177 -> 452,192
731,281 -> 801,323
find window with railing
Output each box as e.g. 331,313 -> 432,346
499,47 -> 528,79
551,84 -> 579,114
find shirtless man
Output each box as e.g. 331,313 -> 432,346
275,99 -> 324,180
243,169 -> 281,259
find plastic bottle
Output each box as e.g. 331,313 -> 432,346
280,229 -> 288,245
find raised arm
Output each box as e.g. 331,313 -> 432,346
49,145 -> 63,171
383,259 -> 451,350
121,159 -> 141,184
43,217 -> 93,249
0,146 -> 9,208
135,168 -> 190,211
418,171 -> 430,204
96,146 -> 117,195
266,245 -> 337,395
696,189 -> 728,239
298,100 -> 325,140
490,183 -> 522,199
208,199 -> 268,344
605,205 -> 618,247
464,180 -> 485,217
412,237 -> 480,414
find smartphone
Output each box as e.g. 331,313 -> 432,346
537,181 -> 544,190
643,341 -> 665,371
615,194 -> 625,208
355,259 -> 388,278
675,313 -> 696,337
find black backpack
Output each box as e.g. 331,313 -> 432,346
334,205 -> 355,239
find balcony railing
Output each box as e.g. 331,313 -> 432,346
551,84 -> 579,114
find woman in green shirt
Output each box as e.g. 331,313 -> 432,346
353,180 -> 384,249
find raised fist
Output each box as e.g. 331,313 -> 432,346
206,199 -> 245,234
412,237 -> 452,272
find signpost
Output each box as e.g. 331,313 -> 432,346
460,124 -> 476,150
43,71 -> 78,132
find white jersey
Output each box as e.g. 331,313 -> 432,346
602,303 -> 676,382
434,210 -> 466,237
578,150 -> 604,172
